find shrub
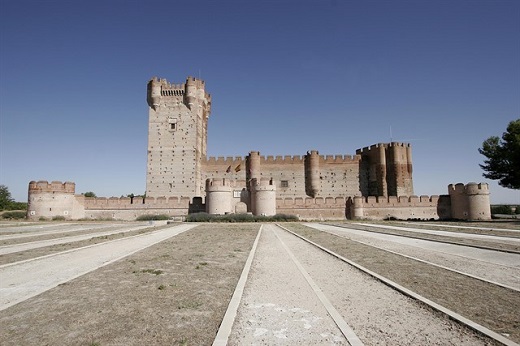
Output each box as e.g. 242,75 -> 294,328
136,214 -> 170,221
185,212 -> 213,222
1,211 -> 27,219
185,212 -> 298,222
491,205 -> 513,215
52,215 -> 66,221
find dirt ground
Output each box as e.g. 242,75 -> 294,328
0,224 -> 259,346
283,223 -> 520,343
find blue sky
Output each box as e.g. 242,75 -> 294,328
1,0 -> 519,204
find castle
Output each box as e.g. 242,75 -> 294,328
27,76 -> 491,221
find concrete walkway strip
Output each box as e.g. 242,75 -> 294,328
280,225 -> 518,346
273,226 -> 364,346
0,223 -> 126,239
0,225 -> 153,255
322,224 -> 520,267
348,233 -> 520,292
0,223 -> 197,311
356,223 -> 520,243
212,225 -> 263,346
404,222 -> 520,233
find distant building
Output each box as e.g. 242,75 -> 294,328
27,77 -> 491,221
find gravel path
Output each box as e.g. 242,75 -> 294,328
0,223 -> 196,310
229,224 -> 496,345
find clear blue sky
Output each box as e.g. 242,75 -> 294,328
1,0 -> 519,204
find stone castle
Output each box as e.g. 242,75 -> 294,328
27,76 -> 491,221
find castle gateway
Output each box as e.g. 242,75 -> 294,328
27,77 -> 491,221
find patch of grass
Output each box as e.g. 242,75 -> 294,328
135,268 -> 163,275
0,211 -> 26,219
177,301 -> 202,310
185,212 -> 299,222
158,284 -> 166,290
52,215 -> 66,221
136,214 -> 170,221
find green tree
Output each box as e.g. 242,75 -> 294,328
478,119 -> 520,189
83,191 -> 97,198
0,185 -> 14,210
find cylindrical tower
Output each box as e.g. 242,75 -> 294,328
377,145 -> 387,197
205,178 -> 233,215
146,77 -> 161,110
307,150 -> 320,197
251,178 -> 276,216
27,181 -> 77,220
247,151 -> 261,181
465,182 -> 491,221
352,196 -> 364,219
448,183 -> 468,220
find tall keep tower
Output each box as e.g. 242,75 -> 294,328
146,77 -> 211,198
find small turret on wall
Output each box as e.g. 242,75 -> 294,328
205,178 -> 233,215
250,178 -> 277,216
448,182 -> 491,221
27,181 -> 84,220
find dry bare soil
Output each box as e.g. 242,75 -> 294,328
0,224 -> 259,346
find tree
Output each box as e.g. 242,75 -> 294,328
83,191 -> 97,198
478,119 -> 520,190
0,185 -> 14,210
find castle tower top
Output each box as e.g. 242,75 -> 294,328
146,76 -> 211,112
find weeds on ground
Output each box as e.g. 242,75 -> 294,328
134,269 -> 163,275
185,212 -> 298,222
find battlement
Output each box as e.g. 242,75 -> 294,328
147,76 -> 211,109
28,180 -> 75,194
261,155 -> 304,163
277,197 -> 347,206
247,152 -> 359,164
83,195 -> 191,209
351,195 -> 443,207
204,156 -> 244,165
356,142 -> 410,154
206,178 -> 231,187
321,154 -> 359,163
448,182 -> 489,195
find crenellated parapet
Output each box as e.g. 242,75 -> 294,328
346,193 -> 452,221
29,180 -> 75,194
204,156 -> 245,165
147,76 -> 211,112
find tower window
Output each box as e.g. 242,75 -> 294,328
281,180 -> 289,188
170,123 -> 176,130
